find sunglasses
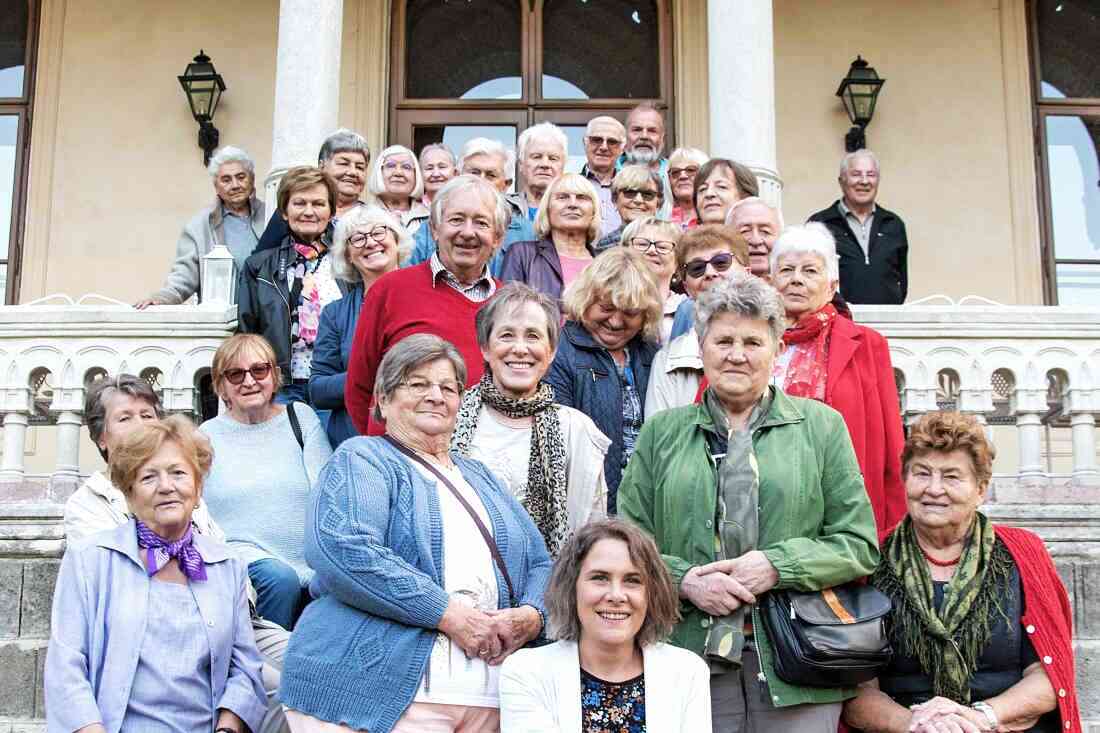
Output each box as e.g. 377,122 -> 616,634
619,188 -> 659,203
223,362 -> 273,385
683,252 -> 735,279
586,135 -> 623,149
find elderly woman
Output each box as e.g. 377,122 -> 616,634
239,165 -> 350,403
46,416 -> 266,733
694,158 -> 759,225
419,143 -> 457,207
770,223 -> 906,537
451,282 -> 610,558
845,411 -> 1077,733
500,173 -> 602,301
369,144 -> 430,237
546,247 -> 661,513
618,272 -> 880,733
594,164 -> 665,251
646,226 -> 749,417
620,215 -> 686,343
201,334 -> 333,630
310,206 -> 411,446
280,334 -> 552,733
501,519 -> 711,731
668,147 -> 708,230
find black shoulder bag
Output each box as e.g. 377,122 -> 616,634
383,434 -> 517,608
286,400 -> 305,449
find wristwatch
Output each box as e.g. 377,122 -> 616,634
971,701 -> 999,732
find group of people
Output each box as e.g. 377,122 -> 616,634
44,103 -> 1077,733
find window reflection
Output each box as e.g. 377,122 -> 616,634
0,116 -> 17,260
1056,264 -> 1100,305
0,1 -> 28,98
1037,0 -> 1100,100
1045,115 -> 1100,262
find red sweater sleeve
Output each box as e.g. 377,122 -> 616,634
868,327 -> 908,537
346,279 -> 388,435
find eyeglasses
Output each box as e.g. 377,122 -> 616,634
586,135 -> 623,149
668,166 -> 699,180
683,252 -> 735,279
399,379 -> 463,399
348,226 -> 392,247
619,188 -> 659,203
223,363 -> 272,385
629,237 -> 676,256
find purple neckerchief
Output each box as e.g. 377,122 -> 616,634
135,520 -> 208,582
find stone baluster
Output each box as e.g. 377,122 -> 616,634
0,386 -> 32,482
1066,383 -> 1099,489
49,385 -> 85,501
1013,380 -> 1049,489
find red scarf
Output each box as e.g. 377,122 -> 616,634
780,304 -> 837,401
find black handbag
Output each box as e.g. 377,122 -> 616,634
760,583 -> 893,687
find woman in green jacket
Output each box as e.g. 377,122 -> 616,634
618,271 -> 880,733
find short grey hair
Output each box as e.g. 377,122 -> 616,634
368,144 -> 424,200
331,205 -> 413,283
518,122 -> 568,164
85,374 -> 164,461
585,115 -> 625,138
612,165 -> 665,206
318,128 -> 371,165
419,143 -> 456,167
431,175 -> 511,241
373,334 -> 468,420
620,215 -> 682,247
460,137 -> 515,181
207,146 -> 255,178
694,271 -> 786,348
668,147 -> 709,168
475,282 -> 562,352
769,223 -> 840,281
839,149 -> 880,178
726,196 -> 785,229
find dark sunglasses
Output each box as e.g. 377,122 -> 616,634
223,363 -> 273,385
683,252 -> 735,279
586,135 -> 623,149
619,188 -> 659,203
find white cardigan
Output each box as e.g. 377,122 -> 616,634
499,640 -> 711,732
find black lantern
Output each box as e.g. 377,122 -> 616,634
178,50 -> 227,165
835,56 -> 885,152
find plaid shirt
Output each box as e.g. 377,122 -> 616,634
429,253 -> 496,302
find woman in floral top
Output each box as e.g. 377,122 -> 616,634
238,166 -> 350,404
500,519 -> 711,732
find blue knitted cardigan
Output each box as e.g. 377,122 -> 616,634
279,436 -> 553,732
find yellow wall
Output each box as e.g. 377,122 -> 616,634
773,0 -> 1042,304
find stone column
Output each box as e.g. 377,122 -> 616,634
1067,383 -> 1100,488
707,0 -> 782,206
265,0 -> 344,219
51,410 -> 83,500
0,411 -> 29,481
1014,385 -> 1049,489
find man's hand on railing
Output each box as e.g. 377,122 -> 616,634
133,296 -> 167,310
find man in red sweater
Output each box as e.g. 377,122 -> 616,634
346,175 -> 509,434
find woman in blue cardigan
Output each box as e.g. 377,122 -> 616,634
282,334 -> 553,733
545,247 -> 661,513
309,205 -> 411,445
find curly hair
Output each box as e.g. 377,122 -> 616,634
901,411 -> 995,487
545,519 -> 680,646
109,415 -> 213,496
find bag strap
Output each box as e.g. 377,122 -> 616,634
383,434 -> 517,607
286,401 -> 305,450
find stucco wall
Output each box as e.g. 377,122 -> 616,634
773,0 -> 1041,304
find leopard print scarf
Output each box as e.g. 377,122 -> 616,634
451,375 -> 570,557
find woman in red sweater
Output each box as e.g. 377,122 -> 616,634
345,175 -> 509,435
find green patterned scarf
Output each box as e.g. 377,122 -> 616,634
874,513 -> 1012,701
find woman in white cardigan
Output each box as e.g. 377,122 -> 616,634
500,519 -> 710,732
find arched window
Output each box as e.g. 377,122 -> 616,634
390,0 -> 673,174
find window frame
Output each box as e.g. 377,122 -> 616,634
388,0 -> 675,149
1028,0 -> 1100,304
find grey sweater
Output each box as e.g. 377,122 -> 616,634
199,403 -> 333,584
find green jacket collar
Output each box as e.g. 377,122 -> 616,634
691,386 -> 805,433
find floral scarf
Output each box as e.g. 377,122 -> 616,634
780,303 -> 837,401
451,375 -> 570,557
135,520 -> 207,582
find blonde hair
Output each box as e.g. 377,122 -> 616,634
211,334 -> 283,402
109,415 -> 213,497
533,173 -> 602,243
561,247 -> 663,343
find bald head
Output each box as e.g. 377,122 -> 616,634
728,198 -> 782,278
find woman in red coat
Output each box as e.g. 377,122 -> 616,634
768,223 -> 906,539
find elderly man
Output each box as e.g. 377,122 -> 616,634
728,196 -> 783,279
581,115 -> 626,237
346,174 -> 509,435
135,146 -> 265,308
619,102 -> 672,219
253,128 -> 371,253
809,149 -> 908,304
407,137 -> 536,274
517,121 -> 568,220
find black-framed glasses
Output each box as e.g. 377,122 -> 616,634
399,379 -> 463,398
668,166 -> 700,179
683,252 -> 735,279
348,226 -> 392,248
619,188 -> 659,203
223,362 -> 272,385
586,135 -> 623,149
629,237 -> 676,256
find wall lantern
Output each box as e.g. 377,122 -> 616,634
835,56 -> 885,152
178,50 -> 226,166
200,244 -> 237,306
